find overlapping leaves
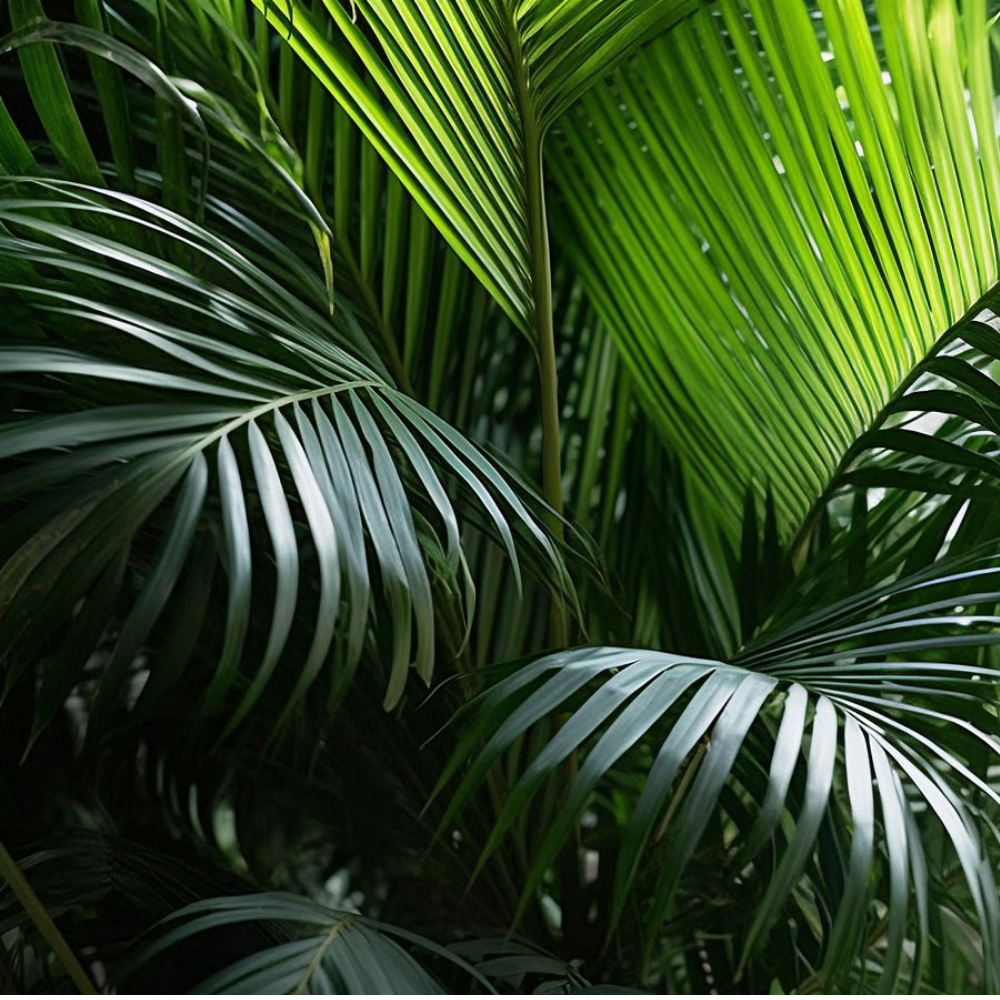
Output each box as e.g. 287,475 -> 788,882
441,297 -> 1000,990
132,893 -> 480,994
133,890 -> 639,993
441,602 -> 1000,990
0,179 -> 566,742
4,0 -> 1000,994
252,0 -> 696,336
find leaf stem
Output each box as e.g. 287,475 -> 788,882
507,9 -> 566,650
505,5 -> 579,957
0,839 -> 97,994
294,915 -> 350,993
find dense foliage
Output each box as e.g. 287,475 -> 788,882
3,0 -> 1000,992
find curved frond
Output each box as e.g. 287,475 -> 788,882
441,621 -> 1000,989
761,284 -> 1000,629
0,179 -> 567,740
132,892 -> 493,994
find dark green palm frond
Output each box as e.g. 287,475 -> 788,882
549,0 -> 1000,537
0,0 -> 222,215
0,0 -> 345,313
765,285 -> 1000,628
439,628 -> 1000,991
450,937 -> 641,994
130,891 -> 496,994
5,0 -> 105,186
0,831 -> 281,993
0,179 -> 568,744
131,893 -> 640,993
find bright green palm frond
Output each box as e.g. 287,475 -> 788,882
250,0 -> 695,339
549,0 -> 1000,536
0,179 -> 567,740
270,38 -> 503,401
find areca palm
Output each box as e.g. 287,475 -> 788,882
3,0 -> 1000,992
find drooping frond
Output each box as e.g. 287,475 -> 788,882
0,179 -> 567,739
440,627 -> 1000,991
438,287 -> 1000,990
132,892 -> 493,993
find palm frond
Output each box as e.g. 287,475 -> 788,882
0,831 -> 278,992
450,936 -> 641,994
550,0 -> 1000,535
250,0 -> 696,339
110,0 -> 518,413
758,284 -> 1000,631
0,178 -> 567,741
440,622 -> 1000,990
131,891 -> 495,994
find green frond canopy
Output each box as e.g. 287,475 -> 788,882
4,0 -> 1000,993
550,0 -> 1000,537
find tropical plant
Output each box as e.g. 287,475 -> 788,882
2,0 -> 1000,992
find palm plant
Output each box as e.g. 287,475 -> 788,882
3,0 -> 1000,992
